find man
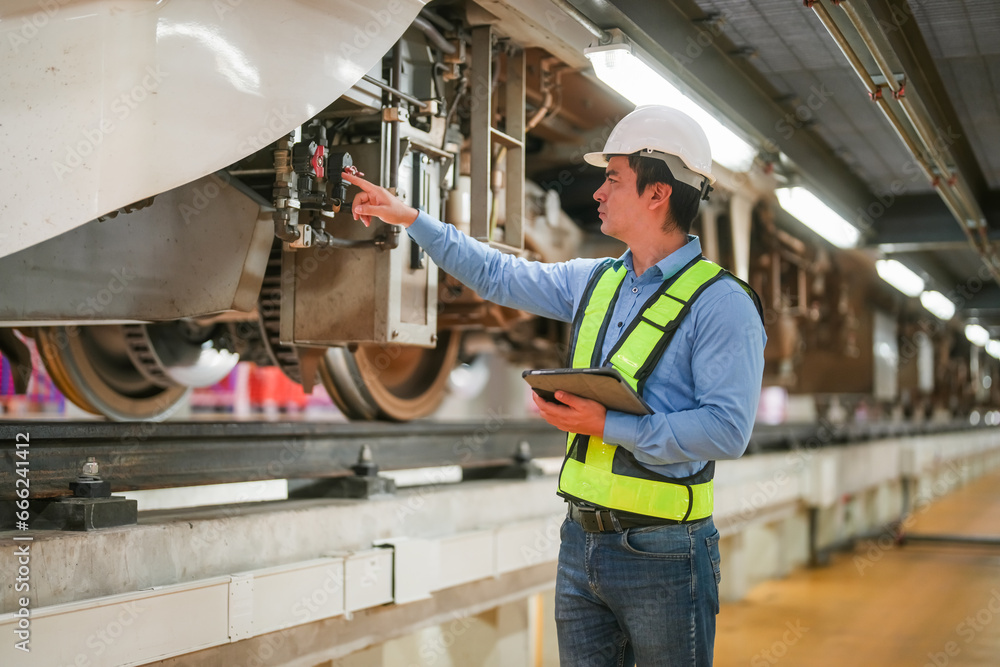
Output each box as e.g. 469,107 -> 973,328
344,105 -> 766,666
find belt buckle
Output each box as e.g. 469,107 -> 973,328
576,505 -> 622,533
575,505 -> 597,532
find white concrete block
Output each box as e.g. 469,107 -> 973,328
439,530 -> 496,590
344,549 -> 394,613
495,515 -> 563,574
376,537 -> 439,604
715,451 -> 806,529
249,557 -> 344,633
899,445 -> 921,477
0,578 -> 231,667
805,450 -> 839,507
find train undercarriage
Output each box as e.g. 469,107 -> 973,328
1,0 -> 997,423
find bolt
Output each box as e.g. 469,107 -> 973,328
352,444 -> 379,477
81,456 -> 99,477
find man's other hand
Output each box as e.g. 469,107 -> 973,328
531,390 -> 607,439
342,171 -> 419,227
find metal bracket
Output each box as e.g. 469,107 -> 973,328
0,455 -> 138,531
228,574 -> 255,641
463,441 -> 544,480
288,223 -> 313,249
287,475 -> 397,499
383,107 -> 411,123
4,497 -> 138,531
287,444 -> 397,499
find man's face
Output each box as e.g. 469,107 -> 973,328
592,156 -> 648,242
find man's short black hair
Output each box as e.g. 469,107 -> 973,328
627,153 -> 702,235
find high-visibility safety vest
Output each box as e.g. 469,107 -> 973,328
557,255 -> 762,522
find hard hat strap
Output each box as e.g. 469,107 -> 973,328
638,149 -> 710,193
699,180 -> 713,201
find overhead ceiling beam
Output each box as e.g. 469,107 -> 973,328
911,252 -> 970,294
962,283 -> 1000,321
868,194 -> 1000,251
574,0 -> 876,218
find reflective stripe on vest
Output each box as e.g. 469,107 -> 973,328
557,256 -> 727,522
568,260 -> 627,370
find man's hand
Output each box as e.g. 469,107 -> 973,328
342,170 -> 419,228
531,390 -> 607,439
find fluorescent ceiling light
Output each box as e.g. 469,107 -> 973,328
987,340 -> 1000,359
585,42 -> 757,172
920,291 -> 955,320
965,324 -> 990,347
875,259 -> 924,297
774,187 -> 861,248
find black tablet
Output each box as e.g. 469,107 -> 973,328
522,367 -> 653,415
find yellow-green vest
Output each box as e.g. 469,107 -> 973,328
557,256 -> 757,522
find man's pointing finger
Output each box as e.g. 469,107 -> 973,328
341,170 -> 378,193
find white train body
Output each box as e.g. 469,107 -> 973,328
1,0 -> 423,258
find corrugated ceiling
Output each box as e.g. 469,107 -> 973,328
684,0 -> 1000,196
909,0 -> 1000,189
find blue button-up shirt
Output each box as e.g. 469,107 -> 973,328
407,211 -> 766,477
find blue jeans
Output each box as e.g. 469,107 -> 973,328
554,515 -> 721,666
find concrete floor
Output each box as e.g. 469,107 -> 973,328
715,468 -> 1000,667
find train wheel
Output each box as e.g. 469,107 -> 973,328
320,330 -> 461,421
35,323 -> 236,421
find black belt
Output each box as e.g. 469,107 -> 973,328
567,503 -> 704,533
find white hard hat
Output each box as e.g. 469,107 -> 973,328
585,105 -> 716,196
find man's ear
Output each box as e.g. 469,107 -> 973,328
647,182 -> 672,213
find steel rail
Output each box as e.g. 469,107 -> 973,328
0,419 -> 980,500
0,420 -> 564,500
901,533 -> 1000,548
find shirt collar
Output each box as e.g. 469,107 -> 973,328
615,235 -> 703,282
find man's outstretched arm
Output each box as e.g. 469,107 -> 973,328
344,171 -> 597,323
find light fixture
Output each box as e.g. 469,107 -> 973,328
774,187 -> 861,248
987,340 -> 1000,359
584,38 -> 758,172
875,259 -> 924,297
920,290 -> 955,320
965,324 -> 990,347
